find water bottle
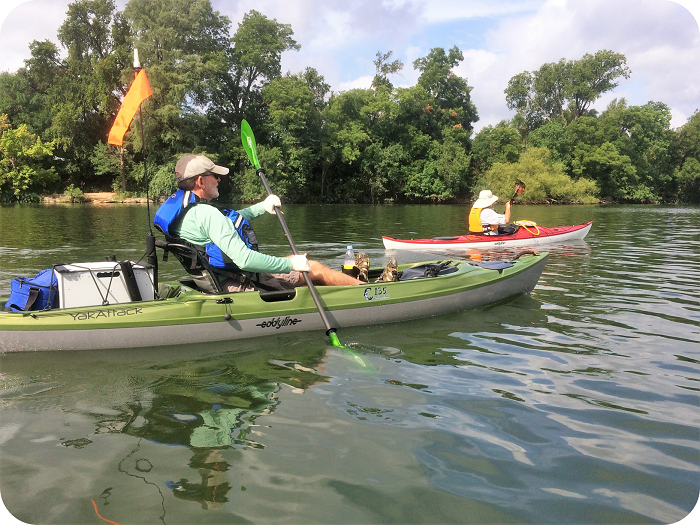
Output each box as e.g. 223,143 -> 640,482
342,245 -> 355,276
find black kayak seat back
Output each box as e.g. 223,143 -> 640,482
155,236 -> 224,294
399,261 -> 459,281
468,260 -> 514,274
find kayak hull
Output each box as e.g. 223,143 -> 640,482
383,222 -> 592,250
0,254 -> 547,352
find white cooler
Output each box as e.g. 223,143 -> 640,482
54,261 -> 155,308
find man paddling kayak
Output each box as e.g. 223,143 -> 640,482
468,189 -> 515,235
154,154 -> 361,292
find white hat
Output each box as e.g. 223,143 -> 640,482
473,189 -> 499,208
175,154 -> 229,182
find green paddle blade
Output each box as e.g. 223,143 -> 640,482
240,119 -> 260,169
338,346 -> 377,375
347,351 -> 376,374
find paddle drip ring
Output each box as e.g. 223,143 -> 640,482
135,459 -> 153,472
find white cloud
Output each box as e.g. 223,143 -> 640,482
337,75 -> 374,92
418,0 -> 543,23
0,0 -> 69,73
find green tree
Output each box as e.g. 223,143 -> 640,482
258,73 -> 323,201
528,119 -> 568,161
673,110 -> 700,203
319,88 -> 373,202
360,142 -> 408,202
124,0 -> 231,160
50,0 -> 132,188
568,50 -> 631,118
570,142 -> 636,201
598,99 -> 676,201
505,50 -> 630,129
0,115 -> 57,201
208,10 -> 299,136
407,126 -> 472,201
478,147 -> 598,204
676,110 -> 700,160
372,50 -> 403,90
0,40 -> 63,136
471,120 -> 522,176
413,46 -> 478,134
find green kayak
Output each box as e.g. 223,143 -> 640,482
0,253 -> 547,352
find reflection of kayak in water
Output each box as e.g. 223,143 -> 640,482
1,253 -> 547,352
383,221 -> 592,250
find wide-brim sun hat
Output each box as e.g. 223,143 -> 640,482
473,189 -> 499,208
175,154 -> 229,182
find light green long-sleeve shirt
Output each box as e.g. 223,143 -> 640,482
175,202 -> 293,274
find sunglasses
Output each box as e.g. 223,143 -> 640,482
201,172 -> 221,181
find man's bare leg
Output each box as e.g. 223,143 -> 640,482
298,260 -> 362,286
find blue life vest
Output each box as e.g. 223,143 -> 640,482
153,189 -> 258,272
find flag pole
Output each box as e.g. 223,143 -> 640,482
134,48 -> 158,289
133,49 -> 152,232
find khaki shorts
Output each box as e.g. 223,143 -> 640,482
223,271 -> 301,293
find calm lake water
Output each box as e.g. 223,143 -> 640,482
0,202 -> 698,524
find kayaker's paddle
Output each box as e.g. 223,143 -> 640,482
510,180 -> 525,204
241,120 -> 368,368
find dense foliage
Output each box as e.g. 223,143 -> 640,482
0,0 -> 697,204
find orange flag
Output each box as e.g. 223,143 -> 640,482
107,69 -> 152,146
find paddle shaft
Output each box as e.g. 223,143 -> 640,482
256,168 -> 339,341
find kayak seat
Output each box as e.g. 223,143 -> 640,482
399,261 -> 459,280
154,237 -> 226,294
496,225 -> 519,235
468,261 -> 514,273
470,225 -> 520,237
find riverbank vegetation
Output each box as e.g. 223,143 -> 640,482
0,0 -> 698,205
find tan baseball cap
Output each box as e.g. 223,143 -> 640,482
174,154 -> 229,182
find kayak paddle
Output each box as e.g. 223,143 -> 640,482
510,180 -> 526,204
240,120 -> 370,369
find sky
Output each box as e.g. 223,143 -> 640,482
0,0 -> 698,134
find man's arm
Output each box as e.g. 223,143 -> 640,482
237,201 -> 266,222
177,205 -> 293,274
238,195 -> 280,221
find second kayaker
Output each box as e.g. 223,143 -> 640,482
468,189 -> 512,235
154,154 -> 362,292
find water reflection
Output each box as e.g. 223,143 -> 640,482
0,341 -> 330,516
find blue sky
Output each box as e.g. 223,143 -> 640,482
0,0 -> 698,132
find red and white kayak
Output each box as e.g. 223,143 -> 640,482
383,221 -> 592,251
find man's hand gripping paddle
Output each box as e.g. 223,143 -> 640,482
241,120 -> 374,371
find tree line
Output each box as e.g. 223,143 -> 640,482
0,0 -> 698,205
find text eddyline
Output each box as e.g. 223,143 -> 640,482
69,307 -> 143,321
256,316 -> 302,329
